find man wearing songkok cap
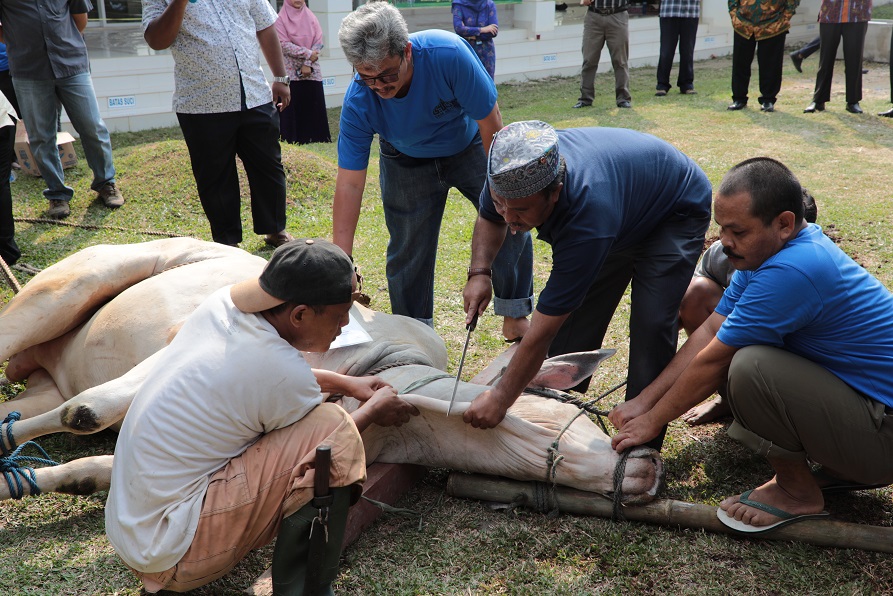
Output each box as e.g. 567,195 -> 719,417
463,121 -> 712,448
334,0 -> 533,340
106,239 -> 418,594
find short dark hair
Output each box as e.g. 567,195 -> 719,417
718,158 -> 804,226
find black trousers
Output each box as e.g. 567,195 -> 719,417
813,21 -> 867,104
731,31 -> 787,104
0,121 -> 19,266
795,35 -> 821,60
656,17 -> 699,92
177,103 -> 286,245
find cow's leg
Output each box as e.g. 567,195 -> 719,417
0,455 -> 113,500
0,370 -> 67,451
1,350 -> 163,450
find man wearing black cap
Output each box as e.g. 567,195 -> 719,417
462,121 -> 712,448
106,239 -> 418,594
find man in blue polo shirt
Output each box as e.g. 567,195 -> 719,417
462,121 -> 712,451
611,158 -> 893,533
334,0 -> 533,338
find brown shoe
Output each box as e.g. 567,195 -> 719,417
47,199 -> 71,220
264,230 -> 294,248
97,182 -> 125,208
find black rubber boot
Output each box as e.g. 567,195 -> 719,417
271,485 -> 355,596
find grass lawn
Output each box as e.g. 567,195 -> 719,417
2,53 -> 893,595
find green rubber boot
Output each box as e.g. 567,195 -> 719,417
271,485 -> 355,596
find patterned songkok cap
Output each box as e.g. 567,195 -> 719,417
488,120 -> 560,199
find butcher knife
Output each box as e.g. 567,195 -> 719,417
446,311 -> 479,416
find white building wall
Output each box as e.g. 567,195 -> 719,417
73,0 -> 888,134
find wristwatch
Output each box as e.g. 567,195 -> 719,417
272,75 -> 291,85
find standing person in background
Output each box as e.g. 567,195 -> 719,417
727,0 -> 800,113
804,0 -> 871,114
0,89 -> 17,267
655,0 -> 700,96
0,41 -> 19,171
0,0 -> 125,220
573,0 -> 632,109
452,0 -> 499,79
276,0 -> 332,144
142,0 -> 295,248
880,25 -> 893,117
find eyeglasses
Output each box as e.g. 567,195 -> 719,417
354,57 -> 403,87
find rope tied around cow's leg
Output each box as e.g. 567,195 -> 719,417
1,411 -> 20,456
611,448 -> 632,522
0,439 -> 59,499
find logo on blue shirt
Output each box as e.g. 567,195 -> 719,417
432,98 -> 460,118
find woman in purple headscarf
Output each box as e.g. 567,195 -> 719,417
452,0 -> 499,79
275,0 -> 332,144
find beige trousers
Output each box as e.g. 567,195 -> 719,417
579,9 -> 631,105
135,403 -> 367,593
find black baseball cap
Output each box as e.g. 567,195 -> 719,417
230,238 -> 354,313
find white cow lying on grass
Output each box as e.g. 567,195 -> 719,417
0,238 -> 663,503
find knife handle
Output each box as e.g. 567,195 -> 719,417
467,311 -> 479,332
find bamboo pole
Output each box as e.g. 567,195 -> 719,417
446,473 -> 893,554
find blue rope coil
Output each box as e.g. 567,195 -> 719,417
0,411 -> 59,499
2,410 -> 20,456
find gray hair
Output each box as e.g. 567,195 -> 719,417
338,1 -> 409,68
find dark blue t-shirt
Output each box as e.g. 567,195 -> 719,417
716,224 -> 893,407
479,127 -> 713,316
337,29 -> 497,170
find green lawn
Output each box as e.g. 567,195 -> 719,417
2,53 -> 893,595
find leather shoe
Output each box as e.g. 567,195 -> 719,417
878,107 -> 893,118
803,102 -> 825,113
680,88 -> 697,95
654,89 -> 668,97
46,199 -> 70,220
790,52 -> 803,73
727,100 -> 747,111
846,102 -> 863,114
572,101 -> 591,109
760,102 -> 775,112
617,100 -> 631,108
264,230 -> 294,248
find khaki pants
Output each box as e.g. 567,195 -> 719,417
726,346 -> 893,485
578,9 -> 631,105
135,403 -> 367,593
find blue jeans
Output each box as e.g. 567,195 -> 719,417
378,133 -> 534,327
14,73 -> 116,202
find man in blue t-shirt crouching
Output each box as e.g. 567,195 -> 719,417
610,157 -> 893,534
333,0 -> 533,339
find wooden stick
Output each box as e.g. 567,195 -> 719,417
446,473 -> 893,554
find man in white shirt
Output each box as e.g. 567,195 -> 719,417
142,0 -> 294,248
106,239 -> 418,594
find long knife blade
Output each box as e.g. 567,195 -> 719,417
447,311 -> 479,416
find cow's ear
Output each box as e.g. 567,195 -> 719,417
527,350 -> 616,391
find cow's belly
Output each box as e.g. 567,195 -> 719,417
49,255 -> 265,397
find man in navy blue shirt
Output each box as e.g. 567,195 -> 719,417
462,121 -> 712,450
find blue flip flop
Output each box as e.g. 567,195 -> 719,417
716,489 -> 829,534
